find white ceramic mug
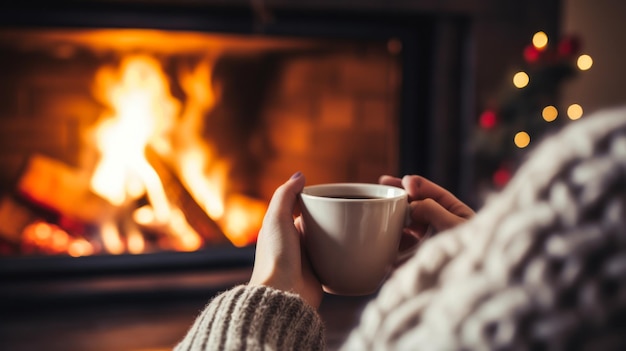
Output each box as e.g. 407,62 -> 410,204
299,183 -> 408,296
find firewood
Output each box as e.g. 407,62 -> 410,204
144,146 -> 230,246
15,154 -> 116,224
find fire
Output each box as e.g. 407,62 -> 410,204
88,53 -> 265,253
173,59 -> 267,246
22,221 -> 94,257
223,195 -> 267,247
90,55 -> 176,220
101,221 -> 125,255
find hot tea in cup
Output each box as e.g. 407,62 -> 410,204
299,183 -> 408,295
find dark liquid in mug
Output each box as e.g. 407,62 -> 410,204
323,195 -> 383,199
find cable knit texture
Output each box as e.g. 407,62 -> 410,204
341,106 -> 626,350
175,285 -> 325,350
176,106 -> 626,351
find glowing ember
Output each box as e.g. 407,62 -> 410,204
101,221 -> 125,255
22,221 -> 94,256
68,239 -> 95,258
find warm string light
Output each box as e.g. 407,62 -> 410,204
577,54 -> 593,70
514,31 -> 548,88
513,71 -> 529,88
518,31 -> 590,147
484,30 -> 590,189
514,131 -> 531,148
532,31 -> 548,50
540,104 -> 585,123
542,105 -> 558,122
567,104 -> 584,120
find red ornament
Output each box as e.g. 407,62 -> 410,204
493,167 -> 512,188
523,44 -> 541,63
479,110 -> 497,129
557,35 -> 581,58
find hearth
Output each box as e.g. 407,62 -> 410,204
0,1 -> 465,307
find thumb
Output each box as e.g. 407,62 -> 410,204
265,171 -> 305,223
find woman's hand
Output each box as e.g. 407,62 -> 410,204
379,175 -> 474,242
249,172 -> 323,309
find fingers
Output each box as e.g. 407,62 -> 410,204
379,175 -> 402,188
409,198 -> 468,233
380,174 -> 474,219
401,175 -> 474,219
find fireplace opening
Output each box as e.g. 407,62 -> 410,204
0,27 -> 403,260
0,4 -> 451,309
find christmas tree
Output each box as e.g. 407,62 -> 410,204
472,31 -> 593,202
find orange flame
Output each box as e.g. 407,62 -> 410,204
89,53 -> 264,251
172,58 -> 266,246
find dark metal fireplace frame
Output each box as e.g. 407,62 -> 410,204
0,0 -> 559,309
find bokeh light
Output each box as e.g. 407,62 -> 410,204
532,31 -> 549,50
479,110 -> 497,129
513,71 -> 530,88
542,105 -> 558,122
567,104 -> 584,120
514,131 -> 531,148
577,54 -> 593,70
493,167 -> 512,188
524,45 -> 540,63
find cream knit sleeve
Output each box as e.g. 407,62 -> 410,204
341,106 -> 626,350
175,284 -> 325,351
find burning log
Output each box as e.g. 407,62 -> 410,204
13,152 -> 230,254
10,154 -> 113,255
0,196 -> 96,257
144,146 -> 230,246
15,154 -> 116,224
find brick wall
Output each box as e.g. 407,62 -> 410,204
259,46 -> 401,200
0,49 -> 103,189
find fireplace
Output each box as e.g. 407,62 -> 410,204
0,0 -> 564,306
0,28 -> 406,253
0,2 -> 448,307
0,2 -> 565,350
0,0 -> 559,312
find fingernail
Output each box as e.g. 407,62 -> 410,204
290,171 -> 302,180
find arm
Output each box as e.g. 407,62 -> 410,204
175,172 -> 325,351
176,173 -> 471,351
174,285 -> 324,351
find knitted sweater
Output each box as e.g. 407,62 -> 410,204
175,106 -> 626,351
175,285 -> 324,350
